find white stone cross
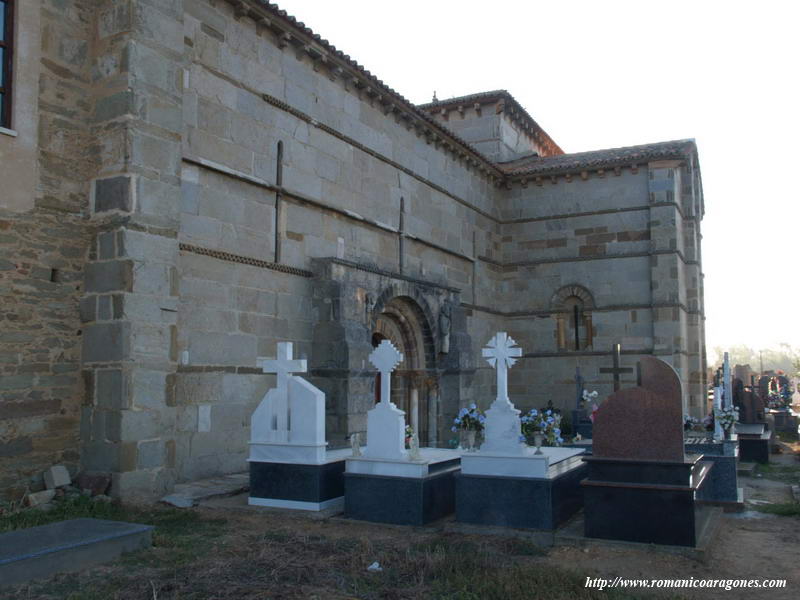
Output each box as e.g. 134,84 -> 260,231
722,351 -> 732,410
258,342 -> 307,389
369,340 -> 403,405
256,342 -> 307,441
482,332 -> 522,405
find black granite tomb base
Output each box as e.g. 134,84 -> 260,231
455,464 -> 587,530
249,460 -> 345,510
582,455 -> 713,547
344,468 -> 457,526
738,434 -> 770,464
684,440 -> 742,508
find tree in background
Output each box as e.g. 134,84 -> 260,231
710,343 -> 800,375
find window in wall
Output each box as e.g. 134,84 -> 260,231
0,0 -> 13,129
552,285 -> 595,351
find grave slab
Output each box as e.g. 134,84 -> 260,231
456,333 -> 587,531
344,449 -> 460,526
684,438 -> 744,510
0,519 -> 152,588
583,356 -> 715,547
735,423 -> 771,464
248,342 -> 348,511
249,447 -> 349,511
343,341 -> 462,525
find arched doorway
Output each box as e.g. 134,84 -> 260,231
371,296 -> 437,445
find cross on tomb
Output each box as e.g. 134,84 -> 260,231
482,332 -> 522,405
369,340 -> 404,405
257,342 -> 307,439
599,343 -> 633,392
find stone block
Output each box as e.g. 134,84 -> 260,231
98,232 -> 116,260
26,489 -> 56,507
131,370 -> 168,410
93,176 -> 133,213
137,440 -> 164,470
84,261 -> 133,293
43,465 -> 71,489
75,472 -> 112,497
82,322 -> 131,363
97,295 -> 113,320
188,332 -> 257,366
0,437 -> 33,458
95,90 -> 135,123
96,369 -> 127,410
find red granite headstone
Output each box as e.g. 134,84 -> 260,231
593,356 -> 685,461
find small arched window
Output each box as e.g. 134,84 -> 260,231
551,285 -> 595,351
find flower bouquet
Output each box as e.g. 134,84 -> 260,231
520,408 -> 564,449
451,404 -> 485,450
405,424 -> 414,448
714,405 -> 738,432
683,414 -> 698,432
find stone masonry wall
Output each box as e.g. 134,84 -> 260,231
0,0 -> 94,501
168,0 -> 503,481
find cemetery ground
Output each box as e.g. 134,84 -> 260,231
1,444 -> 798,600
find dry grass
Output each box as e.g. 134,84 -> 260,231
1,501 -> 659,600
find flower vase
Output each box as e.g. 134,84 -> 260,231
533,432 -> 544,455
466,430 -> 477,452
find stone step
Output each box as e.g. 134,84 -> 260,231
0,518 -> 153,588
161,472 -> 249,508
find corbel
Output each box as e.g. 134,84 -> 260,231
346,77 -> 360,94
550,175 -> 558,185
535,176 -> 543,187
565,173 -> 573,183
630,164 -> 639,174
580,171 -> 589,181
233,1 -> 250,19
256,17 -> 272,35
613,166 -> 621,176
474,102 -> 482,116
597,169 -> 605,178
277,31 -> 292,49
457,105 -> 465,118
329,66 -> 343,82
520,177 -> 528,188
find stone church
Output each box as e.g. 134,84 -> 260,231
0,0 -> 707,500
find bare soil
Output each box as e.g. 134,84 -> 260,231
3,444 -> 798,600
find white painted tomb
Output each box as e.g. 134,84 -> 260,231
344,340 -> 460,525
460,332 -> 584,479
248,342 -> 347,511
348,340 -> 460,477
455,332 -> 588,530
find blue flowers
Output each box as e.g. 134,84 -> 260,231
519,406 -> 564,447
452,405 -> 486,433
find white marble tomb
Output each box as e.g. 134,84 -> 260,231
460,332 -> 584,479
